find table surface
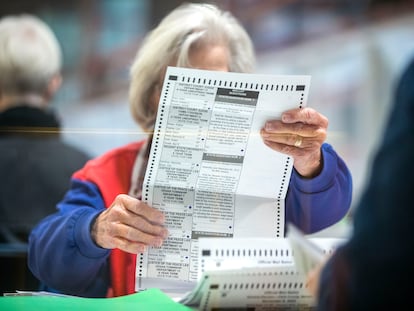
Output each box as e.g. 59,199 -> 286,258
0,289 -> 192,311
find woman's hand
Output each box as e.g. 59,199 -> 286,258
260,107 -> 328,178
91,194 -> 168,254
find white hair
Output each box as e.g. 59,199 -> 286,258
0,14 -> 62,96
129,2 -> 255,131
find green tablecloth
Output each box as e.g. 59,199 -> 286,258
0,288 -> 192,311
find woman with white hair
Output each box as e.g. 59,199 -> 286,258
28,3 -> 352,298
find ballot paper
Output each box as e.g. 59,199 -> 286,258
180,236 -> 342,310
136,67 -> 311,293
287,223 -> 332,275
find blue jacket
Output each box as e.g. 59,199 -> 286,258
28,141 -> 352,297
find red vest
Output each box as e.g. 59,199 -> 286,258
74,141 -> 144,297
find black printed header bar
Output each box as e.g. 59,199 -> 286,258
296,85 -> 305,91
215,88 -> 259,106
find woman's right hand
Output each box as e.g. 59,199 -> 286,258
91,194 -> 169,254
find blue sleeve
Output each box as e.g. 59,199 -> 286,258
28,178 -> 111,297
286,143 -> 352,234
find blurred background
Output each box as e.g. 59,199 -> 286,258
1,0 -> 414,236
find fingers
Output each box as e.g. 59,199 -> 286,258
281,107 -> 328,128
91,194 -> 168,254
261,108 -> 327,149
262,119 -> 326,141
260,107 -> 326,178
263,121 -> 324,139
260,128 -> 324,151
122,194 -> 165,225
109,224 -> 166,254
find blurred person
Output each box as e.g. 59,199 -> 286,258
306,57 -> 414,310
28,3 -> 352,298
0,14 -> 90,291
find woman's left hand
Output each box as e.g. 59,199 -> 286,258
260,107 -> 328,178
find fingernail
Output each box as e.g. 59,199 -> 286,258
282,114 -> 291,122
137,245 -> 147,254
265,122 -> 274,131
157,213 -> 166,223
153,238 -> 163,247
260,129 -> 269,138
162,228 -> 169,239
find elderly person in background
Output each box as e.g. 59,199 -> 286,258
0,14 -> 90,292
0,14 -> 91,246
28,3 -> 352,298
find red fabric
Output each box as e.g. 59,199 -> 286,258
73,140 -> 144,297
109,249 -> 137,297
